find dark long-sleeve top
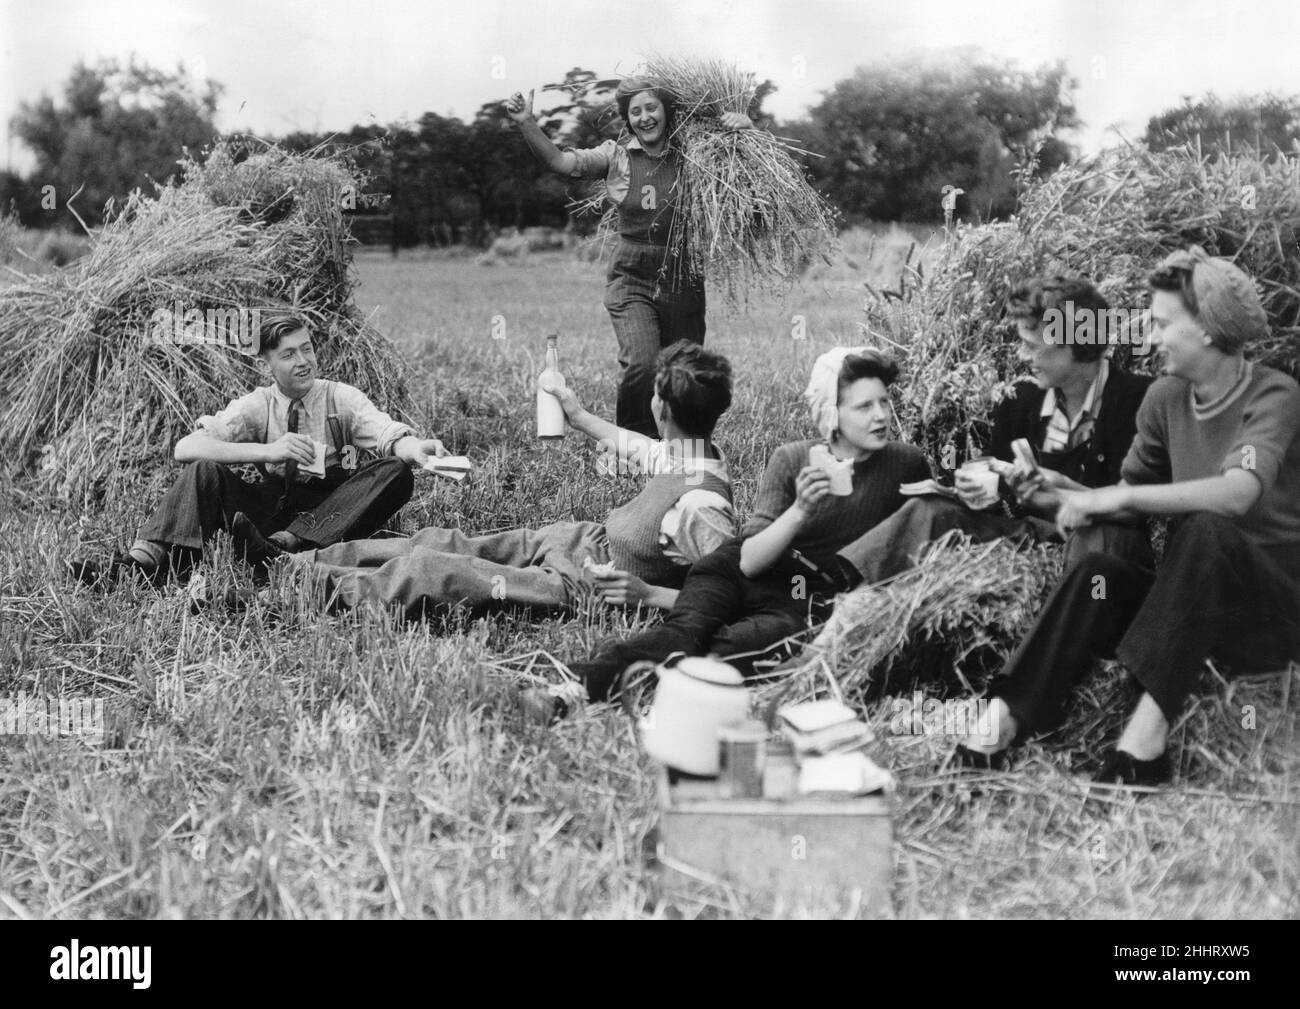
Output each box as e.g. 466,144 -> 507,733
987,367 -> 1153,488
742,439 -> 931,572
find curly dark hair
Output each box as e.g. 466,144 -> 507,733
1006,275 -> 1111,362
837,348 -> 900,400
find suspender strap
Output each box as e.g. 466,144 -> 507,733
255,387 -> 274,478
326,381 -> 347,457
252,384 -> 353,479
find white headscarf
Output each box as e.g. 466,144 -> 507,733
804,346 -> 874,441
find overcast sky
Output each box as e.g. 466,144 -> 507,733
3,0 -> 1299,172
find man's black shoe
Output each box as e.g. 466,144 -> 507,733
67,554 -> 164,590
68,557 -> 113,588
230,513 -> 283,570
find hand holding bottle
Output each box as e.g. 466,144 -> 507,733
537,334 -> 567,440
538,374 -> 580,419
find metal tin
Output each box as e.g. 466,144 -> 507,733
718,719 -> 767,798
762,738 -> 798,798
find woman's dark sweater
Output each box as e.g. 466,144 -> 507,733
742,439 -> 931,572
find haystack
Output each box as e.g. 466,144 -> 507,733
0,139 -> 412,507
864,140 -> 1300,464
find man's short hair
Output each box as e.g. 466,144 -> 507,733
1006,275 -> 1111,362
653,341 -> 732,437
837,348 -> 900,398
258,312 -> 311,354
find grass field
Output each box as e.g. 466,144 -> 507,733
1,244 -> 1297,919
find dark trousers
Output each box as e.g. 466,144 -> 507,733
835,495 -> 1152,585
137,457 -> 414,554
994,512 -> 1300,731
603,239 -> 705,436
569,540 -> 821,702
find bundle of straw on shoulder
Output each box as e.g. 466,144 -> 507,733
640,55 -> 840,302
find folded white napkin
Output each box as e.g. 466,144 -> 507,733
421,455 -> 473,482
798,752 -> 895,795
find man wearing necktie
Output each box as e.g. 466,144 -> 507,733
278,397 -> 304,512
71,312 -> 449,587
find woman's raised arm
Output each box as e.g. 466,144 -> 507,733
505,90 -> 577,175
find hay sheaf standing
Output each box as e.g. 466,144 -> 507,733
0,140 -> 413,508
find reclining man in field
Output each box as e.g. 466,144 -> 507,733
825,275 -> 1153,590
954,247 -> 1300,786
291,341 -> 737,619
524,347 -> 932,718
70,311 -> 447,587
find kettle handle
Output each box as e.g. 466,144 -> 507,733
762,675 -> 801,730
617,660 -> 661,723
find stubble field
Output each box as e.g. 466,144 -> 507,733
1,245 -> 1296,919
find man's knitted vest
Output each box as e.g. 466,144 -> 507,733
603,469 -> 732,589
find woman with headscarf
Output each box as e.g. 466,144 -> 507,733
528,347 -> 931,715
505,80 -> 753,436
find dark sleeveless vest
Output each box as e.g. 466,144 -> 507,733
603,468 -> 732,588
617,145 -> 681,245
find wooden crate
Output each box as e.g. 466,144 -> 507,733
653,767 -> 893,913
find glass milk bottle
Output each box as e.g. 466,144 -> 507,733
536,334 -> 567,443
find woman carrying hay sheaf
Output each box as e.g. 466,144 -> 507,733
506,80 -> 753,436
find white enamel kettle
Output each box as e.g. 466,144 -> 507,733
627,653 -> 752,776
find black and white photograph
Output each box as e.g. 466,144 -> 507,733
1,0 -> 1297,942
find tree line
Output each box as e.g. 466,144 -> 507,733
4,55 -> 1299,246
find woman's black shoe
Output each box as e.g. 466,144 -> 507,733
823,556 -> 864,594
1093,747 -> 1171,787
952,742 -> 1011,771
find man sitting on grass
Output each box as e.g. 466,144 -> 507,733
70,311 -> 447,587
953,247 -> 1300,787
292,341 -> 737,619
827,274 -> 1153,591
